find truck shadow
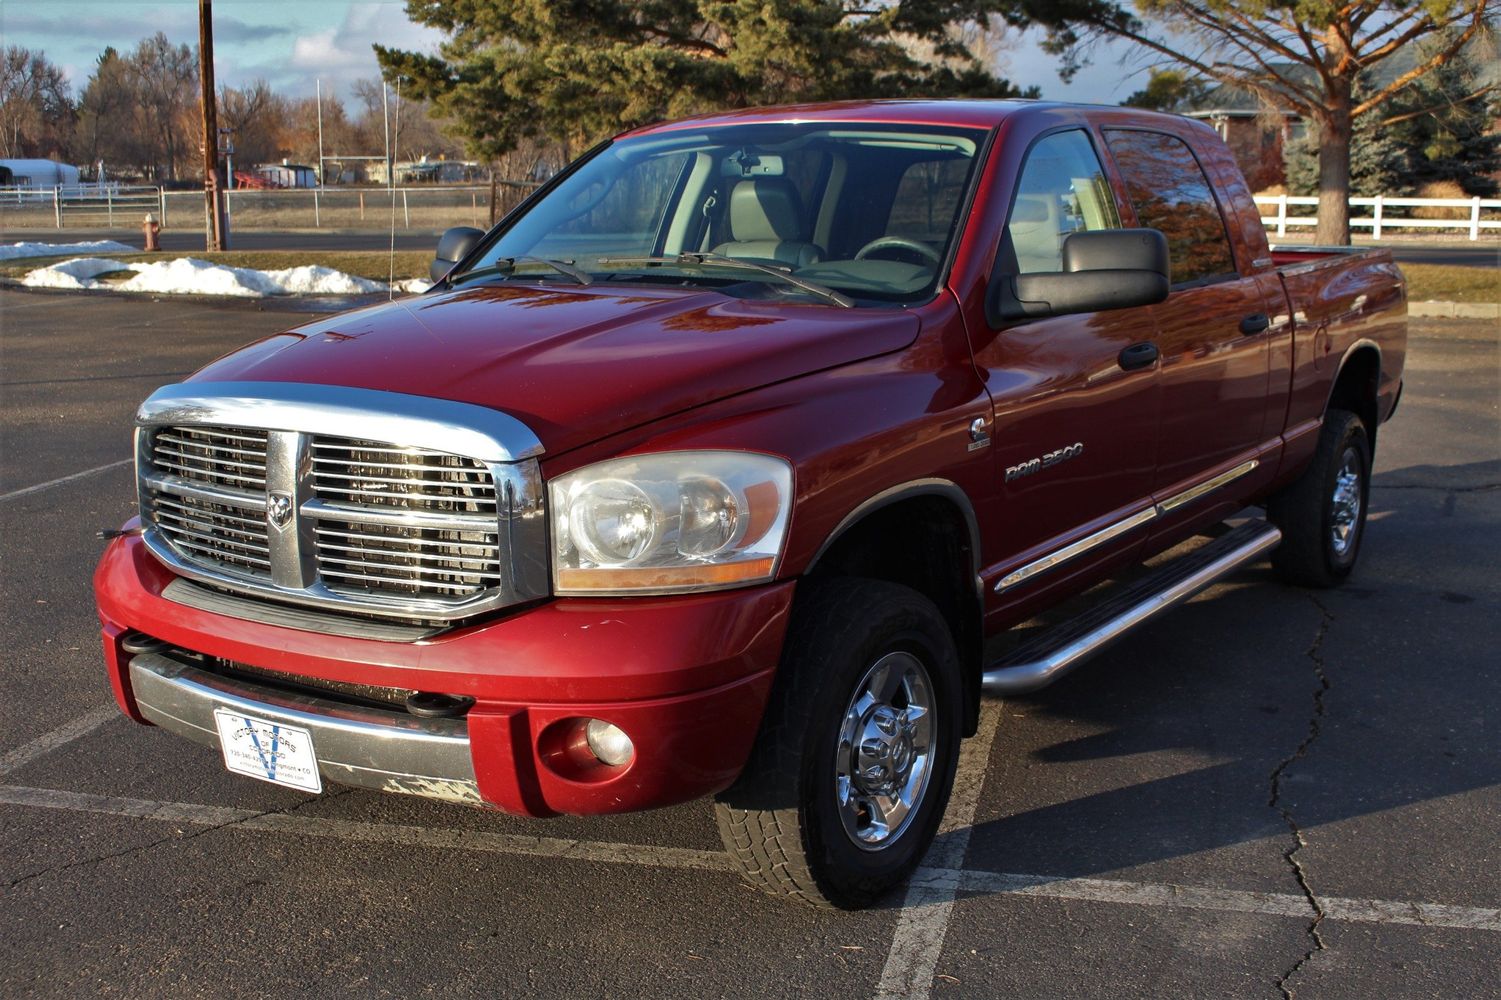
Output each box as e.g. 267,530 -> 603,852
942,477 -> 1500,895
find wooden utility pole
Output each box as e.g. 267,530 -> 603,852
198,0 -> 226,250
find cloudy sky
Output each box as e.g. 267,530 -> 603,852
1,1 -> 1145,105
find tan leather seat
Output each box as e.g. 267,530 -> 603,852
1008,194 -> 1063,274
713,178 -> 823,268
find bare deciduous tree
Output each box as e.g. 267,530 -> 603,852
0,46 -> 75,160
125,33 -> 198,181
1006,0 -> 1500,243
219,81 -> 289,172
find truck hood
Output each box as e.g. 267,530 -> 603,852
191,283 -> 919,456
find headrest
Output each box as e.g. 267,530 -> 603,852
1010,194 -> 1054,225
728,178 -> 806,242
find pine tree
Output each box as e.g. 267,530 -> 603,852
1284,30 -> 1500,199
375,1 -> 1035,160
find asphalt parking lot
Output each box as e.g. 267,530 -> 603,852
1,288 -> 1497,999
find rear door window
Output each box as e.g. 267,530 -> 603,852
1103,129 -> 1238,287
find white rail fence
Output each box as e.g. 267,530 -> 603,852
0,182 -> 542,233
1255,194 -> 1500,241
0,184 -> 166,228
4,184 -> 1495,241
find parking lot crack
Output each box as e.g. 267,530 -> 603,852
1268,595 -> 1333,999
4,787 -> 352,892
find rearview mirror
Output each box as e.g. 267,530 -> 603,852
987,228 -> 1169,326
431,226 -> 485,283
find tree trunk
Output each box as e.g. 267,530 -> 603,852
1315,83 -> 1353,245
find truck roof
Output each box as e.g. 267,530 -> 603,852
620,99 -> 1186,138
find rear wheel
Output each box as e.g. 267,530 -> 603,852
714,578 -> 961,908
1269,408 -> 1371,587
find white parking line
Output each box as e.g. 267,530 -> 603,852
945,869 -> 1501,934
0,458 -> 132,502
0,784 -> 731,871
4,782 -> 1499,934
874,698 -> 1005,1000
0,705 -> 119,777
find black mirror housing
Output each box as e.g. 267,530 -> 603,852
988,228 -> 1170,326
1062,228 -> 1168,275
431,226 -> 485,283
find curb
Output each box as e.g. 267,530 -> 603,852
1409,301 -> 1499,319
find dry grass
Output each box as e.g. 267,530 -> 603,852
1402,263 -> 1501,304
1411,180 -> 1472,221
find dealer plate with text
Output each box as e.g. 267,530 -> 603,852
212,709 -> 323,793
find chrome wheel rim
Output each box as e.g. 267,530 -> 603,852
835,650 -> 936,850
1330,447 -> 1363,557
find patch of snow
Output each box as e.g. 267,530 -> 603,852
18,255 -> 392,298
0,240 -> 135,260
261,264 -> 386,296
112,257 -> 383,298
19,257 -> 133,290
394,277 -> 433,294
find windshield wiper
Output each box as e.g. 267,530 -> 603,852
594,253 -> 854,308
451,256 -> 592,286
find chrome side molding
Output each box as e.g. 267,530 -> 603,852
995,459 -> 1259,593
1157,459 -> 1259,513
982,520 -> 1282,695
997,507 -> 1158,592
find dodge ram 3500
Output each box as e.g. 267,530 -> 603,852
95,100 -> 1406,908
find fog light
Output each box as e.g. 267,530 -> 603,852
584,719 -> 634,767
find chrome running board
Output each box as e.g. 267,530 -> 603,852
981,520 -> 1282,695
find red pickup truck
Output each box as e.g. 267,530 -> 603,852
95,100 -> 1406,908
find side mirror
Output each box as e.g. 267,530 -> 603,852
987,228 -> 1170,326
430,226 -> 485,283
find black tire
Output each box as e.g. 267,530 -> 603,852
714,578 -> 962,908
1268,408 -> 1372,588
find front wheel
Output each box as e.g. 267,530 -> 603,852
714,578 -> 962,908
1268,408 -> 1372,587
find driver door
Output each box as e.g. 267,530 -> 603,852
967,128 -> 1162,620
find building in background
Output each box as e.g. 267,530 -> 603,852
0,159 -> 82,188
252,161 -> 319,188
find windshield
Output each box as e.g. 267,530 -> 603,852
459,122 -> 989,306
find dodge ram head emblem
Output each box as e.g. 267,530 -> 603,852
266,492 -> 294,529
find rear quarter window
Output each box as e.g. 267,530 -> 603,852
1103,129 -> 1239,287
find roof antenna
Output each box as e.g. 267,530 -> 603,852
386,77 -> 401,301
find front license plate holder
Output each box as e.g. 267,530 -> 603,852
212,708 -> 323,793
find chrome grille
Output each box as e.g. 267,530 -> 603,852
309,437 -> 503,600
144,426 -> 272,581
314,517 -> 502,598
310,438 -> 497,513
151,427 -> 268,491
150,493 -> 271,576
134,383 -> 548,623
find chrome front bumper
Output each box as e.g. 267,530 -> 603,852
128,653 -> 481,804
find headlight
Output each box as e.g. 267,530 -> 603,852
550,451 -> 793,594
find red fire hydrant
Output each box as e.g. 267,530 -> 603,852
142,213 -> 161,252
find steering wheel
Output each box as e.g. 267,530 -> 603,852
854,236 -> 942,266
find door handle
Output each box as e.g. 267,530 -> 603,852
1240,312 -> 1271,335
1117,341 -> 1158,371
